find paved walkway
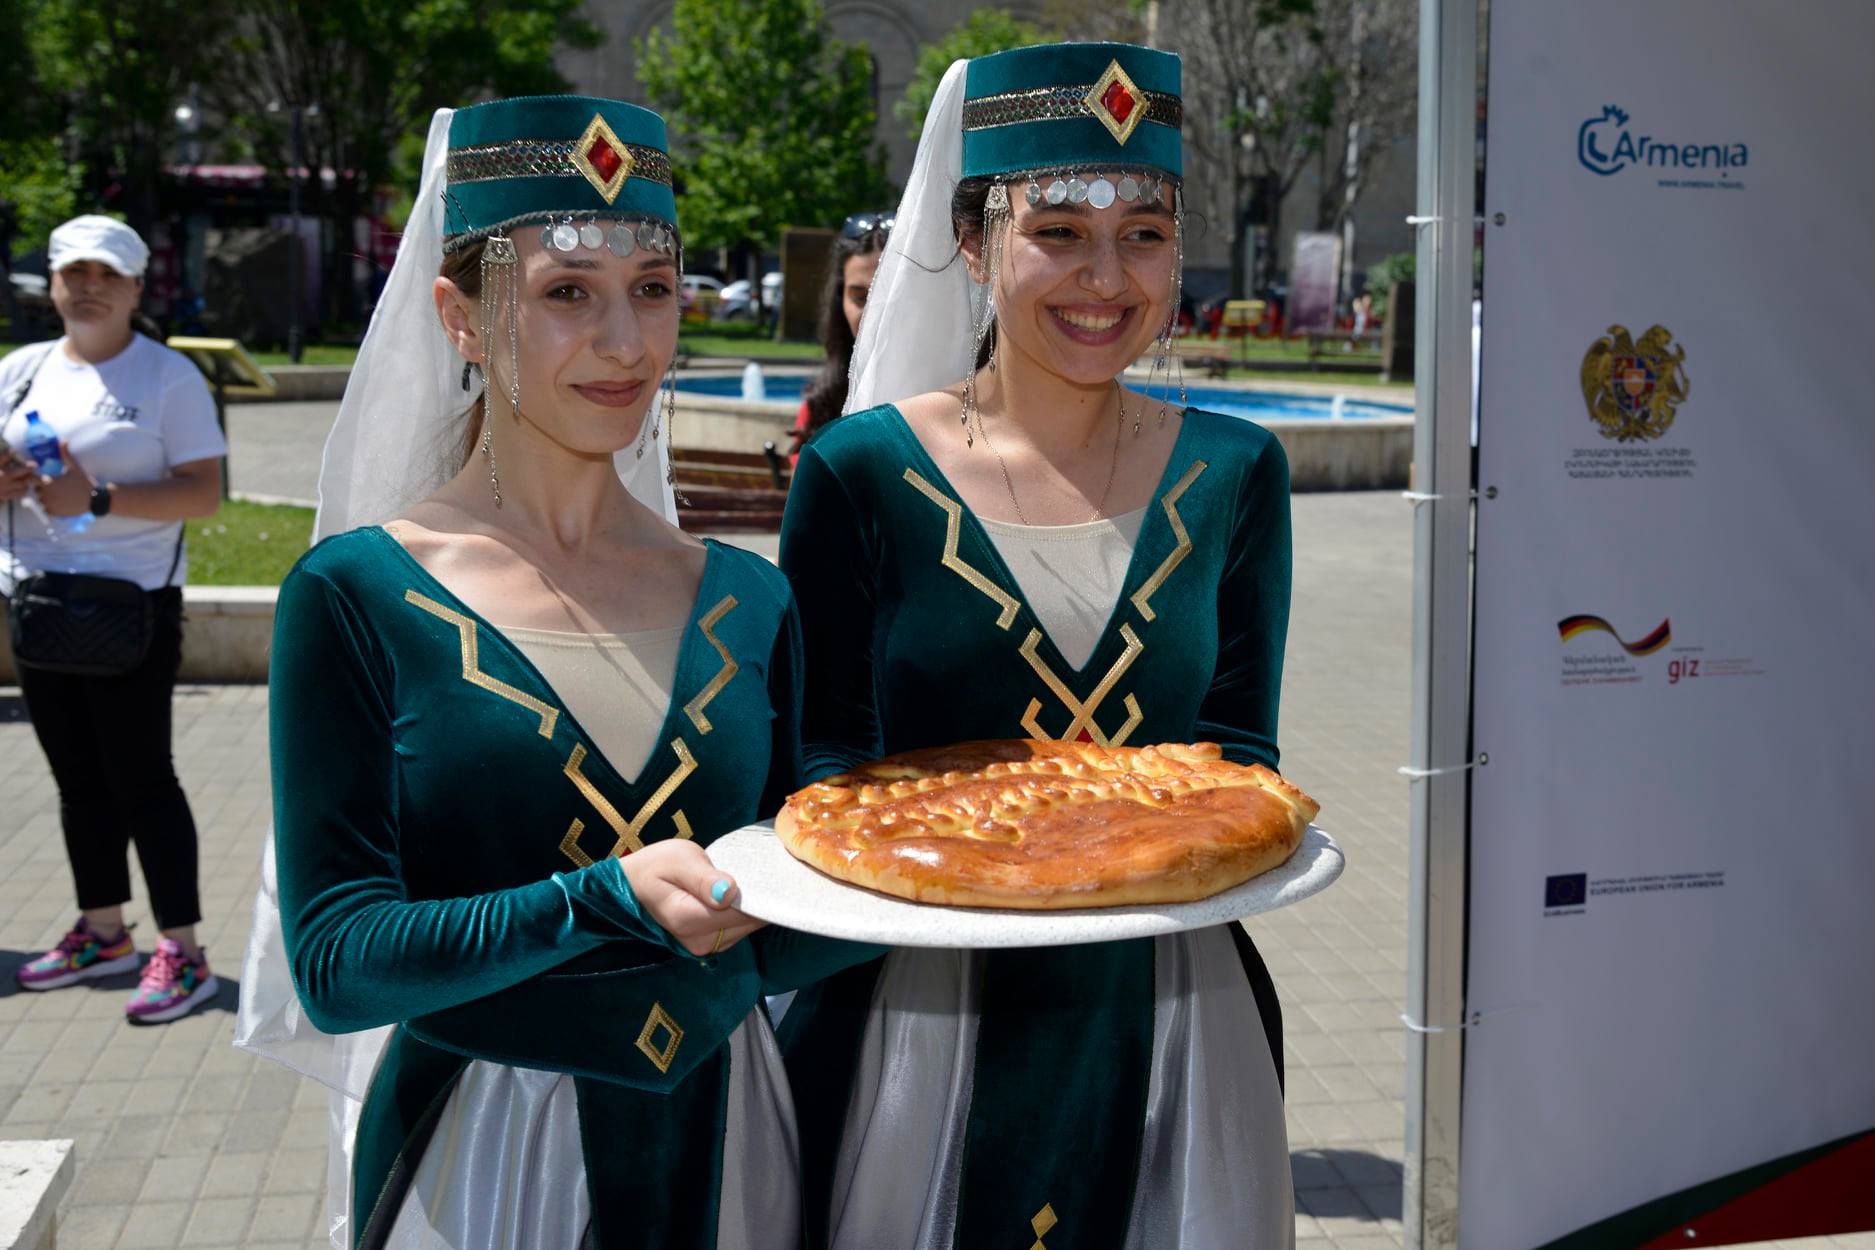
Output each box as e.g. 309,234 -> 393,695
1,494 -> 1867,1248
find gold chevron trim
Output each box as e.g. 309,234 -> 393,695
1017,623 -> 1144,746
903,468 -> 1020,630
1129,460 -> 1208,623
559,738 -> 700,865
405,589 -> 558,738
683,595 -> 740,734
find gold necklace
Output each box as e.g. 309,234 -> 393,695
975,381 -> 1125,526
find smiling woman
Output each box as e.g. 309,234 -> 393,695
778,42 -> 1297,1250
242,95 -> 877,1250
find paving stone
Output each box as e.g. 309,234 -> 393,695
200,1150 -> 269,1198
247,1191 -> 323,1241
0,493 -> 1826,1247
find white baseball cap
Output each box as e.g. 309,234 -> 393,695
48,215 -> 150,278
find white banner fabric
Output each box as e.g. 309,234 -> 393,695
1463,3 -> 1875,1246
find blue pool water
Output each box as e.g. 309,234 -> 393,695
675,373 -> 1410,422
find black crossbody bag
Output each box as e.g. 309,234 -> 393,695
4,345 -> 183,677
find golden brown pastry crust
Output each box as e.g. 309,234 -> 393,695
776,740 -> 1320,909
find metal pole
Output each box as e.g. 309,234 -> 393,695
287,111 -> 303,365
1403,0 -> 1478,1244
212,356 -> 230,501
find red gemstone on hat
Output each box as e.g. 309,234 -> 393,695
587,137 -> 623,182
1101,80 -> 1136,124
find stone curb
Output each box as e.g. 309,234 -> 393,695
0,1140 -> 73,1250
0,587 -> 276,685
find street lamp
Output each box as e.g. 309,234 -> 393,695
267,100 -> 320,363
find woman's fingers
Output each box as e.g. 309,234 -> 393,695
621,840 -> 763,955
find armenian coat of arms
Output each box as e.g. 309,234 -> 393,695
1580,324 -> 1689,442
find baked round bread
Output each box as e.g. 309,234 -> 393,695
777,739 -> 1319,909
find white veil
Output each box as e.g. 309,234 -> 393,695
232,106 -> 678,1247
844,60 -> 978,414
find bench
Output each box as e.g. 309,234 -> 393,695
672,443 -> 791,533
1304,330 -> 1384,369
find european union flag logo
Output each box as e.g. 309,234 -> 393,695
1545,873 -> 1588,908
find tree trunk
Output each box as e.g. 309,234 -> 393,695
1226,163 -> 1248,301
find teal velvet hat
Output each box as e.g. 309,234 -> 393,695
441,95 -> 678,252
962,42 -> 1182,183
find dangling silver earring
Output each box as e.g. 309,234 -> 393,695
662,366 -> 689,507
481,233 -> 520,417
963,183 -> 1010,447
481,426 -> 503,508
1168,191 -> 1188,422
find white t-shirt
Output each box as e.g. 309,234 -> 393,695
0,335 -> 228,592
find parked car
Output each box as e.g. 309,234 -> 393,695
680,273 -> 722,311
714,272 -> 783,321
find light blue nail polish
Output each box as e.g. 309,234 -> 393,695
711,879 -> 731,904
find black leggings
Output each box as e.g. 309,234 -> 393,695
16,587 -> 202,930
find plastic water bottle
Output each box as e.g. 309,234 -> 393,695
741,361 -> 767,401
21,411 -> 94,533
22,411 -> 62,476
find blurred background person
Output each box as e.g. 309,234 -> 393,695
1,214 -> 226,1024
788,211 -> 892,460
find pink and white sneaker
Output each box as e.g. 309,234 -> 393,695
15,918 -> 140,990
124,938 -> 217,1024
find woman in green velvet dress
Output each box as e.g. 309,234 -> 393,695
265,97 -> 868,1250
777,45 -> 1294,1249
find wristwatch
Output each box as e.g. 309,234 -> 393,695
87,484 -> 113,517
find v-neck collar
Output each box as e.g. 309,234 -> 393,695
369,525 -> 723,791
880,402 -> 1199,677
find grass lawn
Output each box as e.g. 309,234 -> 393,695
187,498 -> 316,586
250,345 -> 359,367
1210,367 -> 1411,391
3,340 -> 363,368
678,333 -> 822,361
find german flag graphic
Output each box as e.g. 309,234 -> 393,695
1557,615 -> 1672,655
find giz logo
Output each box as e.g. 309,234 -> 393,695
1667,657 -> 1700,685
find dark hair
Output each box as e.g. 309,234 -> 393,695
439,240 -> 488,474
799,227 -> 891,437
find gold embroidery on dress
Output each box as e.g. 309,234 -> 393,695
558,739 -> 700,865
1018,624 -> 1145,746
903,468 -> 1020,629
1129,460 -> 1208,623
1030,1203 -> 1059,1250
636,1002 -> 684,1074
405,590 -> 559,737
683,595 -> 740,734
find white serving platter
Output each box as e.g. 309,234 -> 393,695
707,821 -> 1343,948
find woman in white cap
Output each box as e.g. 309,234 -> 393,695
1,214 -> 227,1022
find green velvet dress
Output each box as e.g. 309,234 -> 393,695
270,527 -> 870,1250
777,404 -> 1294,1250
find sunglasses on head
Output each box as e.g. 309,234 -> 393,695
841,211 -> 895,239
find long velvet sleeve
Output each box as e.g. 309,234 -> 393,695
748,583 -> 887,989
759,595 -> 809,817
779,444 -> 883,780
270,564 -> 674,1036
1194,435 -> 1292,770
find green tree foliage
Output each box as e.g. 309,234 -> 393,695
205,0 -> 599,316
895,11 -> 1056,138
211,0 -> 599,221
13,0 -> 230,234
0,139 -> 82,259
638,0 -> 890,256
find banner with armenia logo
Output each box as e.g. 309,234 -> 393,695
1461,2 -> 1875,1245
